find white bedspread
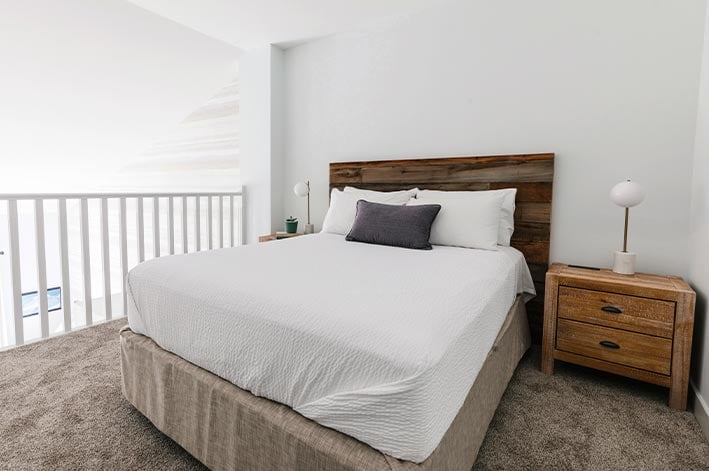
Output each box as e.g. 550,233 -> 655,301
127,233 -> 535,463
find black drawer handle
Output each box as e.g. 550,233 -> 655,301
599,340 -> 620,349
601,306 -> 622,314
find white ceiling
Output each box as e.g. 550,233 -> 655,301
127,0 -> 443,50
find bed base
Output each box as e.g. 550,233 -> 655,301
120,296 -> 530,471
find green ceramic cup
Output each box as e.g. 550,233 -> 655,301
285,218 -> 298,234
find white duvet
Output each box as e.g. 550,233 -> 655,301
127,233 -> 535,463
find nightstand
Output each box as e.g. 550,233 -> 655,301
258,232 -> 304,243
541,263 -> 696,410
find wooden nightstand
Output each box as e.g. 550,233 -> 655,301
541,263 -> 696,410
258,232 -> 304,243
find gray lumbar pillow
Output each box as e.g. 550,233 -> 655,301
345,200 -> 441,250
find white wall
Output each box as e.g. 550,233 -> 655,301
239,45 -> 285,243
0,0 -> 241,345
0,0 -> 240,193
689,1 -> 709,437
282,0 -> 706,276
271,48 -> 286,232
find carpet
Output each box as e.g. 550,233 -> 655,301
1,319 -> 707,470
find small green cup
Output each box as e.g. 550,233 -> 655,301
285,217 -> 298,234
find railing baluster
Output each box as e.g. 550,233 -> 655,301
34,199 -> 49,338
0,191 -> 243,348
168,197 -> 175,255
119,197 -> 128,316
207,196 -> 213,250
195,197 -> 201,252
100,198 -> 112,320
8,200 -> 24,345
79,198 -> 92,326
218,196 -> 224,249
239,196 -> 244,245
230,195 -> 235,247
136,197 -> 144,262
153,197 -> 160,258
58,199 -> 72,332
181,196 -> 188,254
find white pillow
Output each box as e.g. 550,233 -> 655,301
322,189 -> 411,235
409,192 -> 504,250
416,189 -> 516,246
344,186 -> 418,199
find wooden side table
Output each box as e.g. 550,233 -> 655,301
258,233 -> 304,243
541,263 -> 696,410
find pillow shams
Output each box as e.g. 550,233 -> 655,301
344,186 -> 418,199
322,189 -> 411,235
409,193 -> 503,250
346,200 -> 441,250
416,188 -> 516,246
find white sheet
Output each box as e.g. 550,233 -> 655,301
127,233 -> 535,463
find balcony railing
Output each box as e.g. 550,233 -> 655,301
0,191 -> 243,348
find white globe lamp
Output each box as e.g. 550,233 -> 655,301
293,181 -> 314,234
609,179 -> 645,275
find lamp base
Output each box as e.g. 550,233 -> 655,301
304,223 -> 314,234
612,251 -> 636,275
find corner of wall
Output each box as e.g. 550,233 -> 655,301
691,381 -> 709,440
270,45 -> 286,232
239,44 -> 286,243
688,0 -> 709,435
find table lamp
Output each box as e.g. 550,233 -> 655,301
294,181 -> 314,234
609,179 -> 645,275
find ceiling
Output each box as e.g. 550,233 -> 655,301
127,0 -> 443,50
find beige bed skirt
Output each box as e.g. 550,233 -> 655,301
120,296 -> 531,471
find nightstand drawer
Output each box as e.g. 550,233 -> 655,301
558,286 -> 675,338
556,319 -> 672,375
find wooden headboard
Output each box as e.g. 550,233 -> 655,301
329,153 -> 554,342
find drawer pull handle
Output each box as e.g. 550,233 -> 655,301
601,306 -> 622,314
599,340 -> 620,349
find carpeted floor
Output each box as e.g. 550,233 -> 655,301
1,319 -> 707,470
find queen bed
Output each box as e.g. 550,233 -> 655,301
120,153 -> 554,471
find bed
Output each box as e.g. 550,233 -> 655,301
121,153 -> 554,471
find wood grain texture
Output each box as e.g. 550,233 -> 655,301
558,286 -> 675,338
541,263 -> 697,410
553,350 -> 672,388
670,290 -> 696,410
557,266 -> 686,302
556,319 -> 672,375
258,233 -> 304,243
329,153 -> 555,341
541,265 -> 563,374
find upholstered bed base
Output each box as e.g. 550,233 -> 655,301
120,296 -> 530,471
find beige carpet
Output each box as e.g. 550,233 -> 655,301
1,319 -> 707,470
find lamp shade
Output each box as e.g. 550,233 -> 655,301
294,181 -> 309,197
609,180 -> 645,208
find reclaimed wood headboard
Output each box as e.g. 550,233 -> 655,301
329,153 -> 554,342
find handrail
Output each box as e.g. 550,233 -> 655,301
0,190 -> 243,200
0,190 -> 244,348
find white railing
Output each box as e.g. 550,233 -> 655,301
0,191 -> 243,348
